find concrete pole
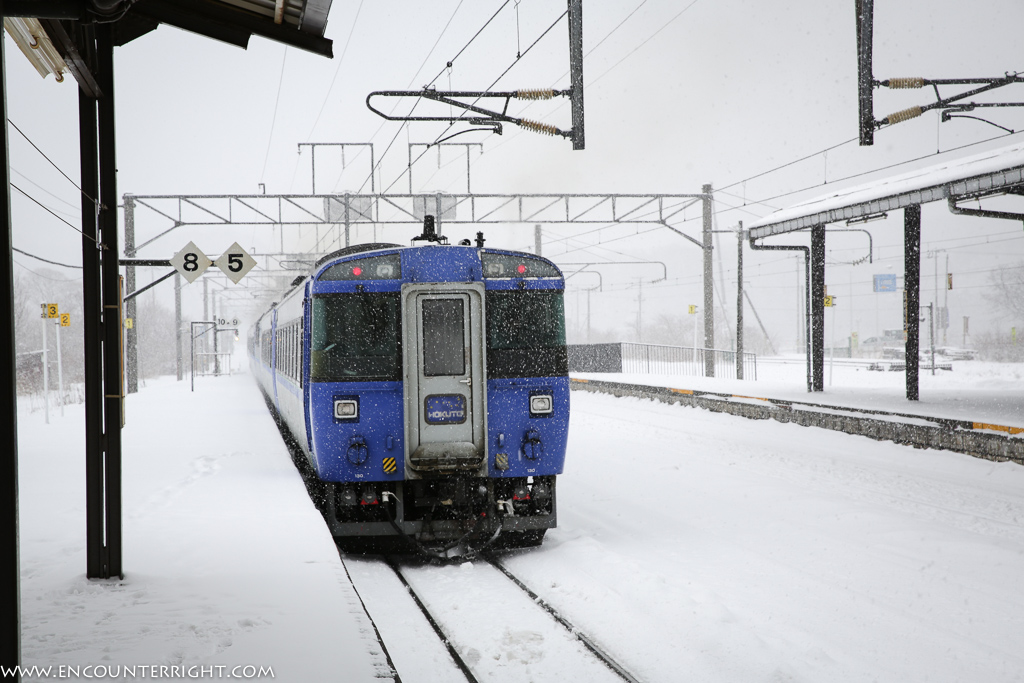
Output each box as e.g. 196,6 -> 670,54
943,253 -> 949,345
345,194 -> 351,248
586,288 -> 591,342
175,273 -> 183,381
637,278 -> 643,343
702,184 -> 714,377
535,224 -> 542,256
41,316 -> 49,424
203,278 -> 209,375
55,321 -> 64,417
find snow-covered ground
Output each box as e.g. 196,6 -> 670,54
17,372 -> 389,682
576,357 -> 1024,427
15,362 -> 1024,682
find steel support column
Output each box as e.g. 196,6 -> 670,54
96,24 -> 122,579
904,204 -> 921,401
1,16 -> 24,677
856,0 -> 875,146
567,0 -> 584,150
76,28 -> 108,580
702,184 -> 714,377
810,224 -> 826,391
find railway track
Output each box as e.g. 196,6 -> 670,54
340,548 -> 645,683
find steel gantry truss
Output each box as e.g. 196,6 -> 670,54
124,192 -> 708,234
122,189 -> 719,386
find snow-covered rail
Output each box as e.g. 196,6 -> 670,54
342,553 -> 645,683
570,378 -> 1024,464
482,554 -> 643,683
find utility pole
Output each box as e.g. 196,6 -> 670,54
175,273 -> 183,381
927,303 -> 936,376
41,314 -> 49,425
736,223 -> 744,380
943,253 -> 949,345
203,278 -> 209,375
637,278 -> 643,343
55,319 -> 64,417
535,224 -> 542,256
702,183 -> 715,377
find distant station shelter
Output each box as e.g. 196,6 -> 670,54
747,141 -> 1024,400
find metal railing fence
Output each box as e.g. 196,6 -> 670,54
568,342 -> 757,380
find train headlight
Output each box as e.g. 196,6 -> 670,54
334,399 -> 358,420
529,394 -> 553,415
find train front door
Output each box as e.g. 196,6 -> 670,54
403,283 -> 487,472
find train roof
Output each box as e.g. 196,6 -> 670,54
311,243 -> 564,285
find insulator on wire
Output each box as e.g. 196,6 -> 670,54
886,77 -> 925,89
520,119 -> 560,136
517,89 -> 556,100
884,106 -> 923,125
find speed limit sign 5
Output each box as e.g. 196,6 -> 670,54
214,243 -> 256,284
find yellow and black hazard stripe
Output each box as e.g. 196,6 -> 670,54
382,457 -> 398,474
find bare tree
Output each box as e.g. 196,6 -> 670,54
987,261 -> 1024,322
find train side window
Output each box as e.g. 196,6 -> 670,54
421,298 -> 465,377
310,293 -> 402,382
486,290 -> 567,378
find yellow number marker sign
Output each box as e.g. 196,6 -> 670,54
46,303 -> 59,318
60,313 -> 70,327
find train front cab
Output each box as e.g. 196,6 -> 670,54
308,245 -> 569,546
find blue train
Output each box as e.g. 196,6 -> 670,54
249,220 -> 569,549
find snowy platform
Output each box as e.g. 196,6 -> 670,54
18,372 -> 390,681
574,358 -> 1024,429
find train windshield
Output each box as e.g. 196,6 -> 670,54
311,293 -> 402,382
486,290 -> 567,378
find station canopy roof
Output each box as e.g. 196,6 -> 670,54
748,141 -> 1024,239
120,0 -> 334,57
7,0 -> 335,72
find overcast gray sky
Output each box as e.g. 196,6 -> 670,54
6,0 -> 1024,348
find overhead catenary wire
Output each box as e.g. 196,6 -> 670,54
585,0 -> 701,90
353,0 -> 475,195
12,246 -> 82,269
11,167 -> 80,215
305,0 -> 366,142
12,259 -> 81,282
258,47 -> 289,186
8,118 -> 99,206
10,183 -> 98,243
378,6 -> 569,196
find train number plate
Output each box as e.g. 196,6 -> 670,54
424,395 -> 467,424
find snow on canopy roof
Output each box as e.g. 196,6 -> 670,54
748,140 -> 1024,239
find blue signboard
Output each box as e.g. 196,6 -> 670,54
424,394 -> 467,424
873,273 -> 897,292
